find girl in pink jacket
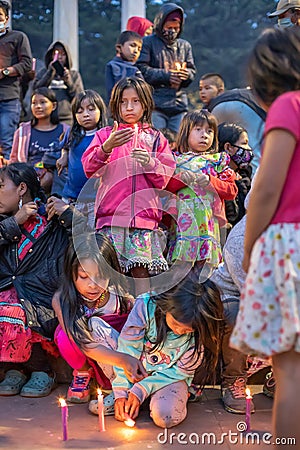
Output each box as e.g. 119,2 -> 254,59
82,77 -> 175,295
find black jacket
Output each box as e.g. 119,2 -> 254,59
137,3 -> 196,116
0,207 -> 86,339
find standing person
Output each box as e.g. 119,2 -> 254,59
167,110 -> 237,274
0,0 -> 32,161
90,277 -> 223,427
53,232 -> 147,405
82,76 -> 175,295
105,31 -> 143,104
230,28 -> 300,447
33,41 -> 84,126
268,0 -> 300,27
126,16 -> 154,37
56,89 -> 107,226
137,3 -> 196,133
0,163 -> 86,398
9,87 -> 69,196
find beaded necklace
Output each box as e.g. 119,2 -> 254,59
82,291 -> 108,310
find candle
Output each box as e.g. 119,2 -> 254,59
32,58 -> 36,71
59,398 -> 68,441
245,388 -> 252,431
97,388 -> 106,432
174,61 -> 181,71
124,413 -> 135,428
132,123 -> 138,150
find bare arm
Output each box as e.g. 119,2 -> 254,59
243,129 -> 296,271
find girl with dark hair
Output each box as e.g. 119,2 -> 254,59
88,276 -> 223,427
82,77 -> 175,295
0,163 -> 84,398
9,87 -> 69,194
167,110 -> 237,273
53,232 -> 147,405
56,90 -> 107,226
218,122 -> 253,228
231,27 -> 300,446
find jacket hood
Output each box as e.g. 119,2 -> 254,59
126,16 -> 154,37
44,41 -> 73,69
154,3 -> 184,40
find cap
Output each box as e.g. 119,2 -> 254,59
165,11 -> 182,23
268,0 -> 300,17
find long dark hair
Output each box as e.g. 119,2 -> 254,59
218,122 -> 247,151
109,76 -> 154,125
59,232 -> 130,346
176,110 -> 218,154
31,87 -> 59,126
66,90 -> 107,149
0,163 -> 47,205
149,277 -> 223,387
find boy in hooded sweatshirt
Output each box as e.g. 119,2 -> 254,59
33,41 -> 84,126
137,3 -> 196,133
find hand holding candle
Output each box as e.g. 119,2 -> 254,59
59,398 -> 68,441
124,412 -> 135,428
97,388 -> 106,432
245,388 -> 252,431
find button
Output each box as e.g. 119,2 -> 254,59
20,298 -> 24,302
60,220 -> 65,224
28,321 -> 33,325
12,276 -> 15,280
29,249 -> 33,253
14,236 -> 18,240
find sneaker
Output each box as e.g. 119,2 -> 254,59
247,356 -> 271,378
263,371 -> 275,398
222,377 -> 255,414
20,371 -> 56,398
0,370 -> 27,396
89,392 -> 115,416
67,368 -> 94,403
188,384 -> 203,402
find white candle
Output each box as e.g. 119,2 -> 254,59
245,388 -> 252,431
97,389 -> 106,432
124,412 -> 135,428
32,58 -> 36,71
133,123 -> 138,150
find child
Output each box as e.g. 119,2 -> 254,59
82,76 -> 176,295
9,87 -> 69,195
56,90 -> 107,226
105,31 -> 143,104
126,16 -> 154,37
230,27 -> 300,445
167,110 -> 237,274
218,122 -> 253,228
88,277 -> 223,427
199,73 -> 225,109
0,163 -> 86,398
52,232 -> 147,404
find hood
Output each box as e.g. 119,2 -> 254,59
154,3 -> 184,41
44,40 -> 73,69
126,16 -> 154,37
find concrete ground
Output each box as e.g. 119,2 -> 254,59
0,384 -> 273,450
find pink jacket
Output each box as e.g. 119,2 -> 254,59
82,123 -> 176,230
9,121 -> 69,163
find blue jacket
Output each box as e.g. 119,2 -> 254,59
105,56 -> 143,104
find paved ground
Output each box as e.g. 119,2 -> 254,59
0,384 -> 273,450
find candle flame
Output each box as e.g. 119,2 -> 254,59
124,413 -> 135,428
59,398 -> 67,407
97,388 -> 102,396
245,388 -> 252,399
174,62 -> 181,71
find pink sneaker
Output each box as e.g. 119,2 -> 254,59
67,368 -> 94,403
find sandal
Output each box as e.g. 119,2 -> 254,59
89,392 -> 115,416
20,371 -> 56,398
0,370 -> 27,396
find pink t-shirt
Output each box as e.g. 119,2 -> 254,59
263,91 -> 300,224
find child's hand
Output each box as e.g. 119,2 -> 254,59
114,398 -> 127,421
14,201 -> 38,225
46,196 -> 69,220
102,121 -> 135,153
120,353 -> 148,383
131,148 -> 152,167
180,170 -> 196,185
195,173 -> 210,187
125,392 -> 140,420
177,63 -> 189,81
63,68 -> 72,85
56,152 -> 68,176
169,71 -> 181,89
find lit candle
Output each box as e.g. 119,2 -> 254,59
124,413 -> 135,428
133,123 -> 138,150
59,398 -> 68,441
245,388 -> 252,431
97,388 -> 106,432
32,58 -> 36,71
174,61 -> 181,71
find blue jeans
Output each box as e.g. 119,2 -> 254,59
152,110 -> 185,133
0,99 -> 21,159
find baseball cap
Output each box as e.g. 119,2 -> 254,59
268,0 -> 300,17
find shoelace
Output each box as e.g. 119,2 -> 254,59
228,378 -> 246,399
73,374 -> 89,389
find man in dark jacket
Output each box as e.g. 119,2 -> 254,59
137,3 -> 196,132
0,0 -> 32,160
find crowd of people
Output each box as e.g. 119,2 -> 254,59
0,0 -> 300,444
